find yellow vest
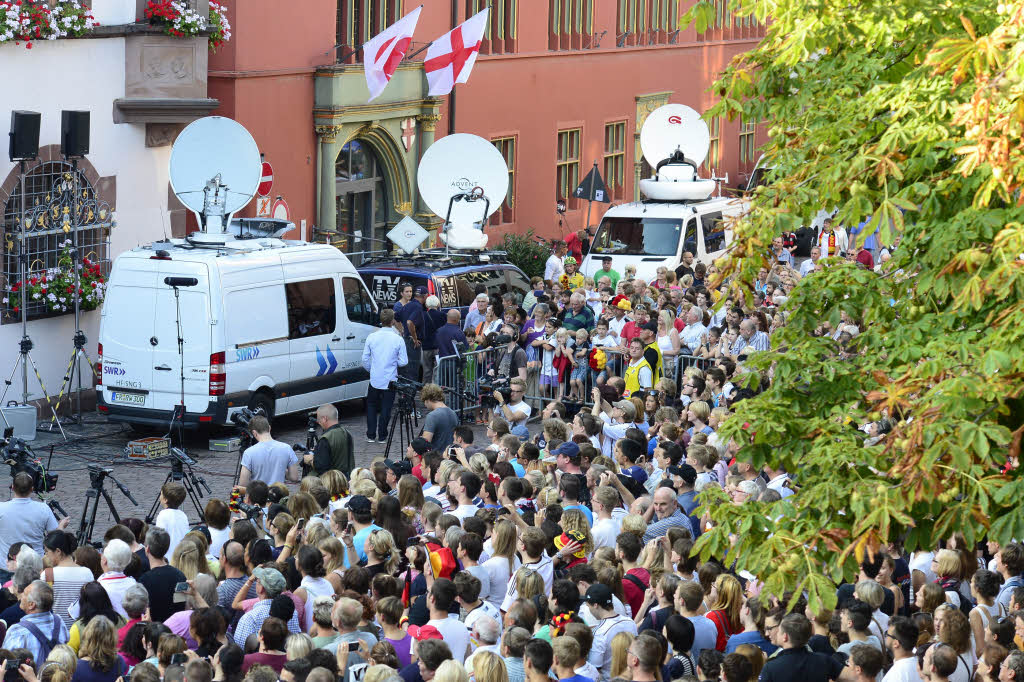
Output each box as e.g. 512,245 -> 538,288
624,358 -> 653,397
645,342 -> 664,383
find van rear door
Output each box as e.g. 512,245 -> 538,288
100,266 -> 159,406
149,264 -> 214,413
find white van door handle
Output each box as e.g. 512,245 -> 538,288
155,365 -> 172,371
345,334 -> 355,340
333,336 -> 343,342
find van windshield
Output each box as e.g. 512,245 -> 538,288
590,217 -> 686,257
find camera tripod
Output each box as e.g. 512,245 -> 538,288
383,385 -> 418,461
77,465 -> 137,547
145,449 -> 212,526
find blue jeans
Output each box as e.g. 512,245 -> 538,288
366,385 -> 395,441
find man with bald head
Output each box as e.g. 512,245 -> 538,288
303,403 -> 353,475
641,486 -> 690,543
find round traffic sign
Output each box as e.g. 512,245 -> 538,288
257,161 -> 274,196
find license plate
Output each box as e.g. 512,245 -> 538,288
110,391 -> 147,406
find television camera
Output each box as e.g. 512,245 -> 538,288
478,374 -> 512,408
1,427 -> 57,494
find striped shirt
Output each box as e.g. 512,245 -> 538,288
730,330 -> 771,356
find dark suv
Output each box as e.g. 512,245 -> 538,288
356,249 -> 531,317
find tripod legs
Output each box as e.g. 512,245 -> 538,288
0,351 -> 67,440
76,485 -> 121,548
383,407 -> 416,461
49,346 -> 96,427
146,469 -> 207,526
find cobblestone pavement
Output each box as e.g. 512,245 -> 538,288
12,399 -> 508,544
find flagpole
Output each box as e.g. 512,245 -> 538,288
448,0 -> 458,134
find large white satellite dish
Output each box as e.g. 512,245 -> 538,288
417,134 -> 508,251
170,116 -> 262,243
638,104 -> 715,201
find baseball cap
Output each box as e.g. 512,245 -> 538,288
551,441 -> 580,461
410,437 -> 431,456
602,255 -> 613,262
253,567 -> 286,594
386,460 -> 412,477
583,584 -> 614,609
554,530 -> 588,559
345,495 -> 372,514
641,321 -> 658,333
413,285 -> 428,295
613,400 -> 636,420
407,624 -> 444,641
668,463 -> 698,485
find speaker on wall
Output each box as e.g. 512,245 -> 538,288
9,111 -> 41,162
61,110 -> 90,158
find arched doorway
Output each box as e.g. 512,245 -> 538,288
335,139 -> 388,255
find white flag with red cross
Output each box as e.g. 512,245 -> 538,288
364,6 -> 423,102
424,8 -> 489,97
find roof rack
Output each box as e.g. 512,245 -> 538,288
359,248 -> 509,268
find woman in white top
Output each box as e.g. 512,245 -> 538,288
43,530 -> 95,629
656,310 -> 681,358
969,569 -> 1005,656
295,545 -> 336,632
480,519 -> 521,611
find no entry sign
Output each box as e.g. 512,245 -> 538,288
257,162 -> 274,196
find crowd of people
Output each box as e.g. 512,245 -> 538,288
3,229 -> 1012,682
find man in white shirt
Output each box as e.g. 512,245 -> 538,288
678,307 -> 708,355
545,240 -> 568,284
70,539 -> 136,619
817,217 -> 849,257
801,245 -> 822,276
361,308 -> 408,443
464,615 -> 502,674
447,470 -> 482,522
425,579 -> 471,663
882,616 -> 922,682
584,584 -> 638,681
591,485 -> 622,549
0,473 -> 66,559
764,465 -> 795,498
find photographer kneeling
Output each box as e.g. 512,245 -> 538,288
493,378 -> 531,440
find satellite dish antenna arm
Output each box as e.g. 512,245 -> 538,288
655,149 -> 698,175
442,189 -> 491,257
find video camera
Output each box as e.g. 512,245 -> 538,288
236,502 -> 263,519
478,375 -> 512,407
1,428 -> 57,494
230,406 -> 266,452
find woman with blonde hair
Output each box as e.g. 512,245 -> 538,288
434,660 -> 470,682
560,509 -> 594,557
285,633 -> 313,660
609,631 -> 636,679
621,514 -> 647,539
352,478 -> 381,502
299,476 -> 321,494
651,266 -> 669,290
320,470 -> 350,511
45,644 -> 78,677
641,538 -> 667,589
934,548 -> 966,608
514,568 -> 544,602
537,487 -> 561,510
270,513 -> 296,556
76,616 -> 127,681
319,537 -> 346,593
472,650 -> 509,682
706,574 -> 743,651
686,401 -> 713,438
657,310 -> 682,358
397,475 -> 426,534
734,643 -> 765,681
287,492 -> 321,522
170,539 -> 205,582
481,519 -> 520,611
934,604 -> 975,679
361,529 -> 398,578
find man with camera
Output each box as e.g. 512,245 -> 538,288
362,309 -> 408,444
302,404 -> 354,476
0,472 -> 67,560
493,377 -> 531,440
239,416 -> 299,486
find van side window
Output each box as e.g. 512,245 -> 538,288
459,269 -> 509,302
342,277 -> 377,325
683,218 -> 698,256
701,212 -> 726,253
286,278 -> 337,339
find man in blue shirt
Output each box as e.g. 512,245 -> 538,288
1,580 -> 68,663
361,309 -> 408,443
397,285 -> 426,382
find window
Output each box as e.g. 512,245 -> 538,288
556,128 -> 582,210
701,211 -> 726,253
491,136 -> 516,225
548,0 -> 593,50
466,0 -> 518,54
336,0 -> 404,63
603,121 -> 627,201
455,268 -> 509,306
505,269 -> 531,300
286,278 -> 337,339
2,162 -> 111,323
342,277 -> 377,325
616,0 -> 679,46
739,118 -> 757,164
591,217 -> 684,257
706,115 -> 721,172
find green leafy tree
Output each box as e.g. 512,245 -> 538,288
499,229 -> 550,280
682,0 -> 1024,611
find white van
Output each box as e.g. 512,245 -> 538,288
581,196 -> 745,284
97,239 -> 380,428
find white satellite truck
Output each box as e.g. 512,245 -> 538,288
97,117 -> 381,428
581,104 -> 747,284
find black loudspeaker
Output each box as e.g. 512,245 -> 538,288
9,111 -> 41,162
61,110 -> 90,158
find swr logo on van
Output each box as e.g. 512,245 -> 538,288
236,347 -> 260,362
104,366 -> 126,376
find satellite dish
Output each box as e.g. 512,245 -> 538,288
417,134 -> 508,251
169,116 -> 262,243
640,104 -> 710,168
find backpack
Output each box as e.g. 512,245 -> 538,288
938,577 -> 975,616
18,613 -> 62,662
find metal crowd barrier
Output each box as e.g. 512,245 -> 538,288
432,343 -> 717,423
